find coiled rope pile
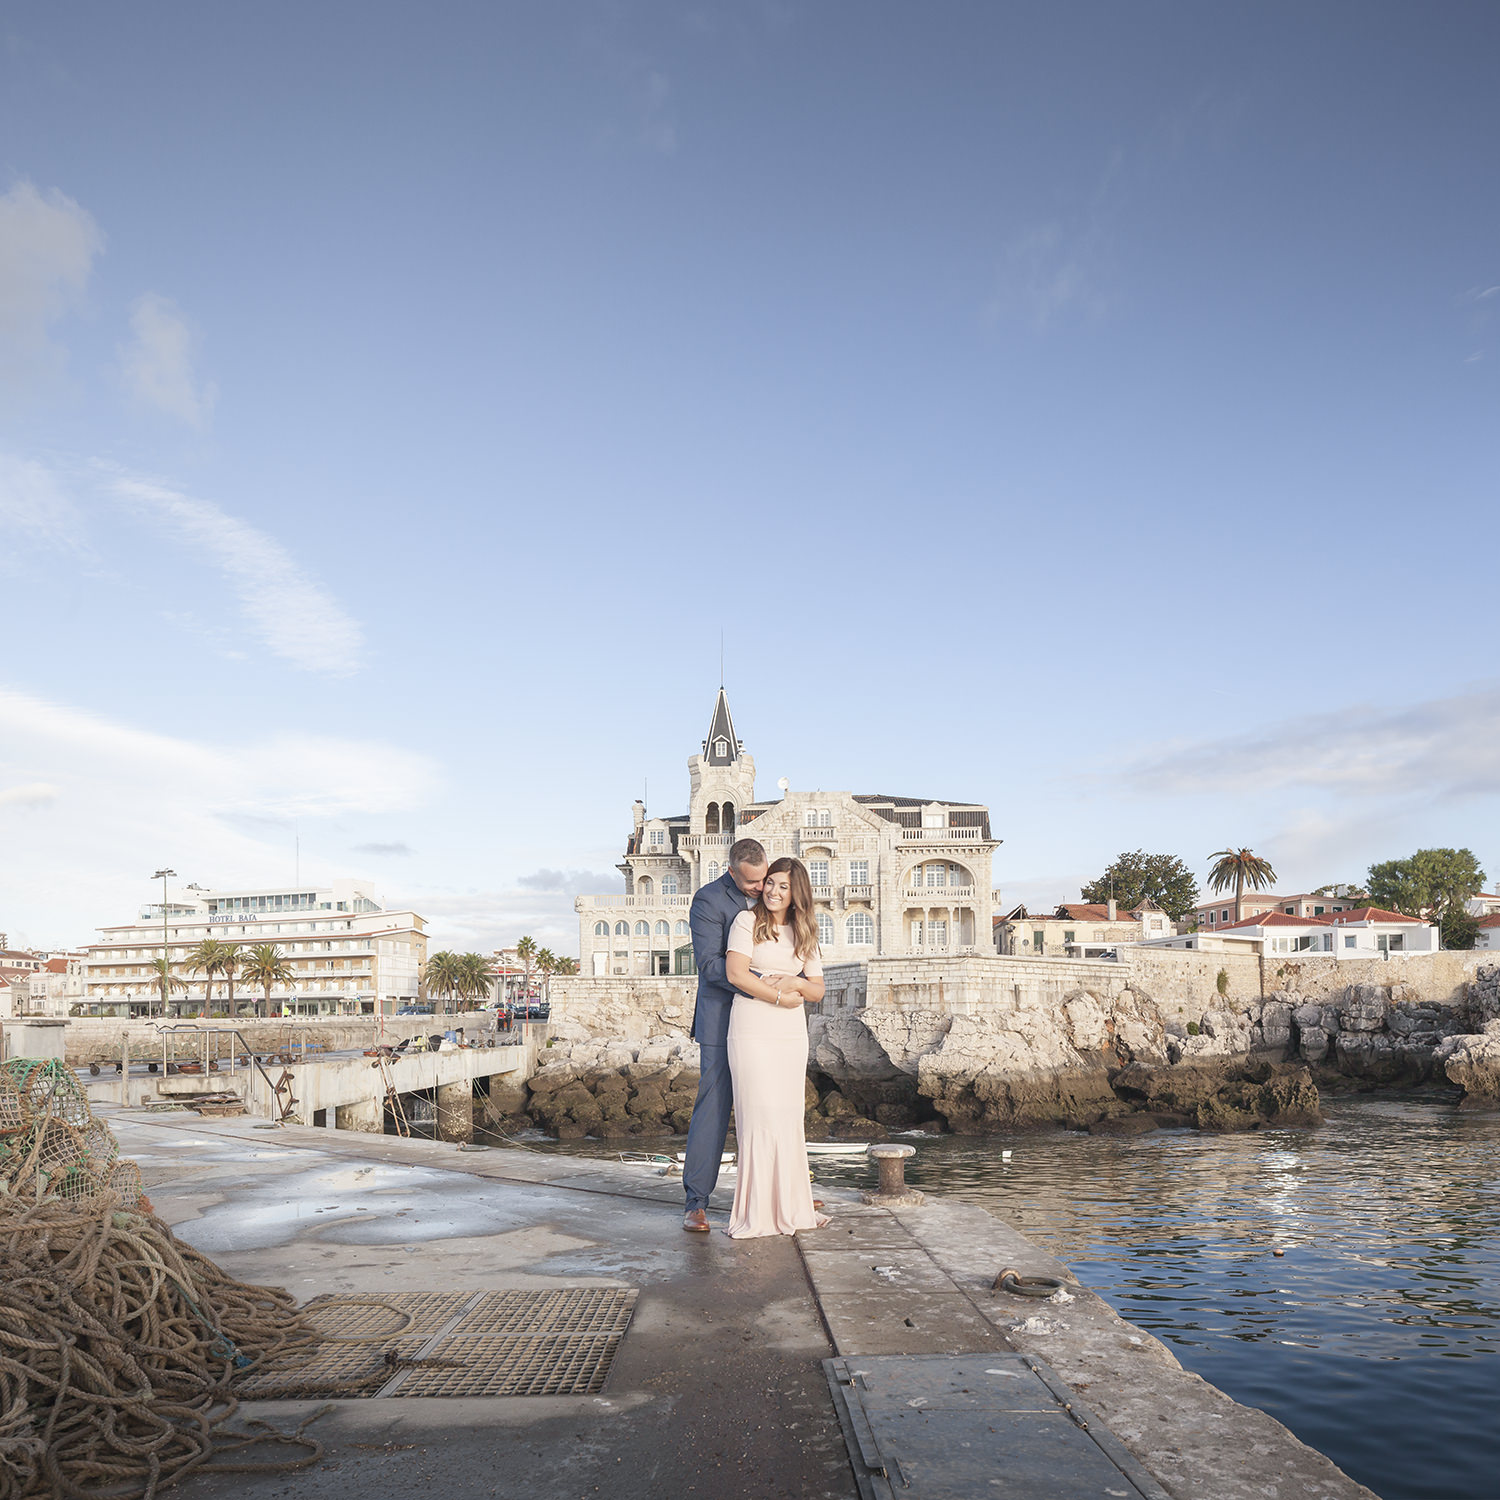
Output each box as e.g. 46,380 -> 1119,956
0,1060 -> 326,1498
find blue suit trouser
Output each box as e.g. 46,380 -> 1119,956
682,1042 -> 733,1212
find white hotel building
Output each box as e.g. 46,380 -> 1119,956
576,691 -> 1001,976
83,879 -> 427,1018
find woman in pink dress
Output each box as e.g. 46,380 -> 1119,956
723,856 -> 829,1238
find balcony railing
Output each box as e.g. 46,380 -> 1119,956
900,827 -> 984,842
580,894 -> 693,910
679,833 -> 732,849
844,884 -> 872,901
902,945 -> 980,957
811,885 -> 833,901
903,887 -> 976,902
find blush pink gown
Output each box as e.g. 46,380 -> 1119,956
725,912 -> 829,1238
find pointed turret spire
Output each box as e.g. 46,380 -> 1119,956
703,687 -> 741,766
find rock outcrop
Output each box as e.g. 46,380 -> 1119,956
1432,966 -> 1500,1108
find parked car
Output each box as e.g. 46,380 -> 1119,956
396,1004 -> 435,1016
522,999 -> 550,1021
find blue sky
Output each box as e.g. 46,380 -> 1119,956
2,2 -> 1497,952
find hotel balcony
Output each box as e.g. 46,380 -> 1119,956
903,887 -> 976,903
678,833 -> 732,852
811,885 -> 834,902
843,884 -> 873,901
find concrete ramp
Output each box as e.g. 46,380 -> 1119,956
826,1353 -> 1170,1500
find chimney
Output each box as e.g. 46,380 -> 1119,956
1107,898 -> 1117,921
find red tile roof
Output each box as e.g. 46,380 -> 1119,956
1217,911 -> 1332,931
1328,907 -> 1427,924
1473,913 -> 1500,928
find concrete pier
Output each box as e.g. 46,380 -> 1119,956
334,1097 -> 381,1132
108,1109 -> 1377,1500
434,1079 -> 473,1142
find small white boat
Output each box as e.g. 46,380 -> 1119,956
807,1141 -> 890,1157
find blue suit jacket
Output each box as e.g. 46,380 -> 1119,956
688,872 -> 752,1048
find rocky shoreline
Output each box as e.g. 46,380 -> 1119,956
503,965 -> 1500,1141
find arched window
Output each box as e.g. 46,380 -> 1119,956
594,921 -> 609,936
846,913 -> 874,945
614,921 -> 629,936
661,875 -> 678,894
634,920 -> 650,937
722,801 -> 735,832
705,802 -> 720,834
817,913 -> 834,947
654,921 -> 669,936
706,861 -> 719,882
637,876 -> 653,896
674,920 -> 689,936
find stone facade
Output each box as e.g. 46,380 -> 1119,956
575,689 -> 1000,976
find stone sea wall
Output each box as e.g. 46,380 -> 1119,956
532,959 -> 1500,1139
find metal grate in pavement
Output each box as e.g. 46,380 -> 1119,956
393,1333 -> 625,1397
236,1288 -> 638,1400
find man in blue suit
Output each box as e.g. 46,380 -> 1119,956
682,836 -> 767,1231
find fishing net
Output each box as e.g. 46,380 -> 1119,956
0,1060 -> 134,1206
0,1059 -> 326,1497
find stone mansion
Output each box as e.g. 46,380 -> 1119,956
575,690 -> 1001,977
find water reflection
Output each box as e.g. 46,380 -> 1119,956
505,1094 -> 1499,1500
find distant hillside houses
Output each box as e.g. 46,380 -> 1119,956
993,901 -> 1172,959
1142,906 -> 1438,958
1190,890 -> 1365,929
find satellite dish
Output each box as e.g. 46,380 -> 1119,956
777,777 -> 789,793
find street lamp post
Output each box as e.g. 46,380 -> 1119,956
152,868 -> 176,1019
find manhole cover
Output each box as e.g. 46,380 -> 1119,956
237,1288 -> 638,1399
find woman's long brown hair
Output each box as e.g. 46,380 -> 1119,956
752,856 -> 820,961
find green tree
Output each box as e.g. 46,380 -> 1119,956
1442,907 -> 1480,950
185,938 -> 226,1016
145,957 -> 188,1016
1081,851 -> 1199,920
423,951 -> 463,1014
535,948 -> 557,1001
240,944 -> 296,1019
1367,848 -> 1486,942
1206,848 -> 1278,924
515,935 -> 538,996
456,952 -> 495,1010
219,943 -> 244,1016
554,956 -> 578,977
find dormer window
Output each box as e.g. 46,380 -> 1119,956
714,738 -> 729,759
649,829 -> 666,847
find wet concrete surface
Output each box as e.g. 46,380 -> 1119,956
110,1108 -> 1378,1500
113,1110 -> 858,1500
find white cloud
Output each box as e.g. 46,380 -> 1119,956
108,470 -> 364,674
0,685 -> 438,946
991,223 -> 1092,327
120,293 -> 216,424
0,180 -> 104,388
0,452 -> 87,556
1122,685 -> 1500,804
408,887 -> 584,956
0,781 -> 58,809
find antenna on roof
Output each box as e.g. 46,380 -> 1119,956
643,778 -> 648,816
720,631 -> 724,688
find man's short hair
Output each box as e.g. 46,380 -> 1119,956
729,838 -> 767,870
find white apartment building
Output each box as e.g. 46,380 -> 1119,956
576,690 -> 1001,976
84,879 -> 427,1018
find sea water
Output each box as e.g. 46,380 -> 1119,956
515,1093 -> 1500,1500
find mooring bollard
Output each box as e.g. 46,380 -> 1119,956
861,1143 -> 925,1207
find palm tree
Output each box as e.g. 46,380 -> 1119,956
219,943 -> 244,1017
535,948 -> 557,1002
185,938 -> 225,1017
423,951 -> 463,1014
457,952 -> 495,1011
240,944 -> 297,1019
145,957 -> 188,1016
1207,848 -> 1279,924
515,935 -> 537,998
554,956 -> 578,977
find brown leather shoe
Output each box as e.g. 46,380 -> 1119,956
683,1208 -> 710,1232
